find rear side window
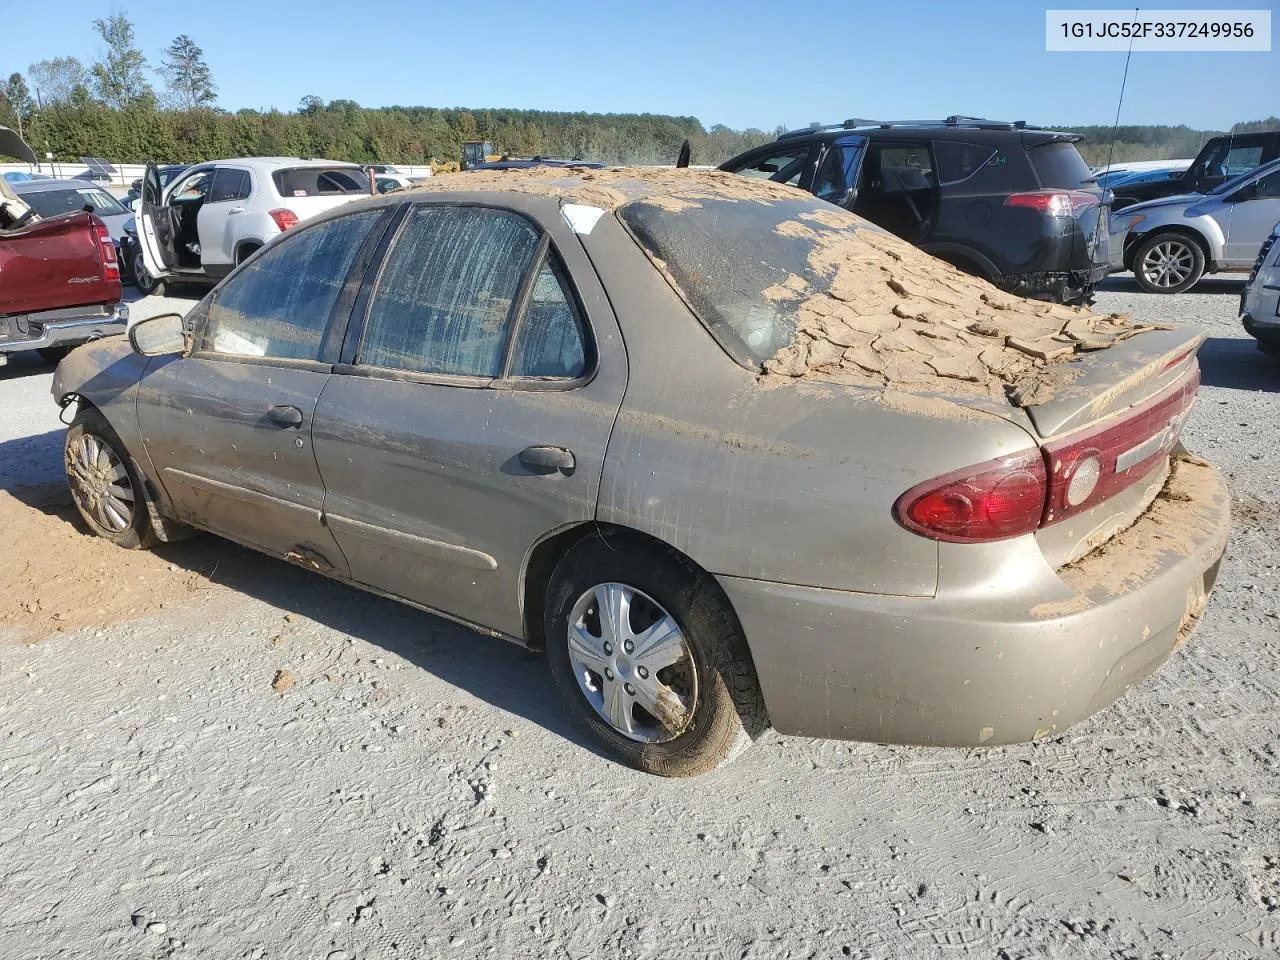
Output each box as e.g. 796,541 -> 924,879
209,168 -> 250,203
358,205 -> 540,377
199,210 -> 382,360
934,141 -> 999,185
509,258 -> 588,379
272,166 -> 370,197
1027,142 -> 1093,188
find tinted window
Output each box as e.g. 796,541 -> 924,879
199,210 -> 382,360
359,206 -> 540,377
1256,169 -> 1280,199
730,148 -> 810,186
209,168 -> 250,203
1027,142 -> 1093,188
509,258 -> 588,379
272,166 -> 370,197
812,143 -> 863,204
934,141 -> 999,184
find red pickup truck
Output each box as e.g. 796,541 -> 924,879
1,127 -> 128,365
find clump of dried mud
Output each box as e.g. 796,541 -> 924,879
0,492 -> 209,640
761,209 -> 1164,405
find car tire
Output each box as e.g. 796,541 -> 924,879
64,408 -> 156,550
132,252 -> 165,297
1133,232 -> 1205,294
38,346 -> 71,364
543,532 -> 767,776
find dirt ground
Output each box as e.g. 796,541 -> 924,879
0,278 -> 1277,959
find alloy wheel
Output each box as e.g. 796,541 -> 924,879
66,432 -> 136,534
1140,238 -> 1196,289
565,582 -> 698,743
133,253 -> 153,291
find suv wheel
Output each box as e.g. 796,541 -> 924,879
1133,233 -> 1205,294
132,252 -> 165,296
544,533 -> 767,776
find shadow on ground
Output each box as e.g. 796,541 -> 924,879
0,430 -> 599,758
0,350 -> 58,382
1198,336 -> 1280,393
1097,275 -> 1247,296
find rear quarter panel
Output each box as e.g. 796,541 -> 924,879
581,215 -> 1037,598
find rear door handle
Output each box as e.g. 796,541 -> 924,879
519,445 -> 575,472
266,405 -> 304,428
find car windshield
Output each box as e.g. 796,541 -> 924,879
619,195 -> 869,367
272,166 -> 371,197
22,186 -> 128,218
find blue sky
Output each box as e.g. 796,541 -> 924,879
7,0 -> 1276,130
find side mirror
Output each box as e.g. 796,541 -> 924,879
124,196 -> 138,211
128,313 -> 187,357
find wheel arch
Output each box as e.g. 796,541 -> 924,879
920,243 -> 1000,282
234,238 -> 264,263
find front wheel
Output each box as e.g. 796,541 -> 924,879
64,408 -> 156,549
1133,233 -> 1205,294
544,533 -> 767,776
132,252 -> 165,297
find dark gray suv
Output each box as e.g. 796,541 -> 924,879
721,117 -> 1111,305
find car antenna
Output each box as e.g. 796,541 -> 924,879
676,140 -> 691,169
1102,7 -> 1140,179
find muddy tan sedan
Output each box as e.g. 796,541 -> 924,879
52,169 -> 1229,776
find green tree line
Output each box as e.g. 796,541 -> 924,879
0,9 -> 1274,167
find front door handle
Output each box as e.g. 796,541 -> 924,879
228,207 -> 245,215
266,405 -> 304,428
519,445 -> 575,473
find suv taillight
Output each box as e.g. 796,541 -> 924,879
92,219 -> 120,282
269,208 -> 299,231
894,450 -> 1047,543
1006,190 -> 1100,217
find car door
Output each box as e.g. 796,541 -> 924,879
810,135 -> 866,208
137,162 -> 179,280
311,198 -> 627,638
136,206 -> 393,570
1223,167 -> 1280,267
198,166 -> 252,271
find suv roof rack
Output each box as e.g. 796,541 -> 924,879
778,116 -> 1037,139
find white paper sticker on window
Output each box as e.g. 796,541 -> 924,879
561,203 -> 605,235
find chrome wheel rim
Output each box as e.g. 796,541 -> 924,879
133,253 -> 152,290
66,432 -> 135,534
1140,239 -> 1195,289
566,583 -> 698,743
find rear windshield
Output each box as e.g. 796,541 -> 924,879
22,186 -> 128,218
619,195 -> 859,366
271,166 -> 370,197
1027,141 -> 1094,189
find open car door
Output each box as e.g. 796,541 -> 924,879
137,162 -> 178,280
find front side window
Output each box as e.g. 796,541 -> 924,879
812,142 -> 864,204
509,258 -> 588,379
729,148 -> 810,187
170,169 -> 214,202
1255,169 -> 1280,200
198,210 -> 382,360
358,205 -> 540,377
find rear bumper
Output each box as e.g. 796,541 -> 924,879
997,261 -> 1110,303
0,302 -> 129,356
719,457 -> 1230,745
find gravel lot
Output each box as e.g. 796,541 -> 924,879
1,277 -> 1277,960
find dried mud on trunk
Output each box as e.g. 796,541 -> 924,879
0,492 -> 208,641
760,211 -> 1164,405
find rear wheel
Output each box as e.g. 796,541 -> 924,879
132,251 -> 165,296
1133,232 -> 1205,294
544,533 -> 767,776
64,409 -> 155,549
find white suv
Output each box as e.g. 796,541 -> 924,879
134,157 -> 371,294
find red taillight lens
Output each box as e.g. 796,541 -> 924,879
1006,190 -> 1100,217
92,218 -> 120,282
269,208 -> 299,232
894,450 -> 1048,543
1042,366 -> 1199,525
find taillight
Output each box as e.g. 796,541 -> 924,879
269,208 -> 299,231
92,218 -> 120,282
1005,190 -> 1100,217
894,450 -> 1047,543
1041,367 -> 1199,525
